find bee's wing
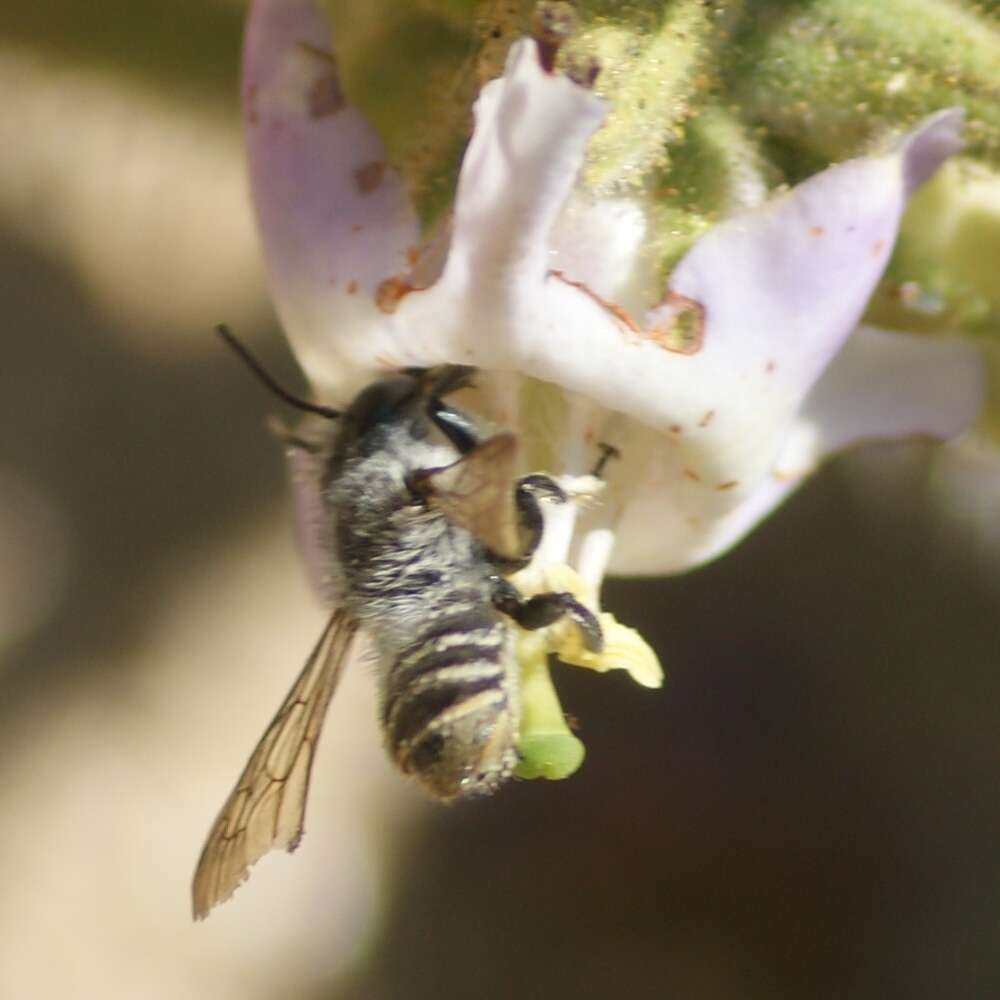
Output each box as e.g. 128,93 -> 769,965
191,608 -> 359,920
415,432 -> 523,560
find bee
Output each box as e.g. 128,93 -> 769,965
192,327 -> 603,919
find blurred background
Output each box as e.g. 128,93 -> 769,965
2,2 -> 999,997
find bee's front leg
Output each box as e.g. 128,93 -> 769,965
510,442 -> 619,565
509,474 -> 568,564
491,577 -> 604,653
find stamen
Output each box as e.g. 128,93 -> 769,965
531,481 -> 580,566
576,526 -> 616,595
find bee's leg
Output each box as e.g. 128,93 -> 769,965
492,578 -> 604,652
512,454 -> 613,562
512,474 -> 568,561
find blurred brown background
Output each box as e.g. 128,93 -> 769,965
2,3 -> 999,998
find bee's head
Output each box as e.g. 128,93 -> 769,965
341,365 -> 479,455
215,325 -> 480,451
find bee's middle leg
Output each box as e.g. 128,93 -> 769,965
491,578 -> 603,653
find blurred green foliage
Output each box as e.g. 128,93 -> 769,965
0,0 -> 244,99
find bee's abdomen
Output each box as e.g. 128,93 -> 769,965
383,604 -> 517,800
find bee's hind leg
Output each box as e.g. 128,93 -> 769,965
491,578 -> 604,653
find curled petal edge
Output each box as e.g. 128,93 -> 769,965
243,0 -> 419,401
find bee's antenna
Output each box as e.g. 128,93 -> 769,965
216,324 -> 341,420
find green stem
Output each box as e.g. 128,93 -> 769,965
515,640 -> 585,780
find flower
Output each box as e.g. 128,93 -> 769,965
240,0 -> 982,777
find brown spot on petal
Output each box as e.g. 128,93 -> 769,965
354,161 -> 386,195
646,291 -> 705,355
406,245 -> 420,267
351,223 -> 364,234
298,41 -> 336,63
766,359 -> 777,374
375,275 -> 415,314
308,71 -> 344,118
549,270 -> 639,332
346,279 -> 358,295
808,225 -> 824,237
872,239 -> 886,256
715,480 -> 739,491
698,410 -> 715,428
682,467 -> 701,483
669,424 -> 683,435
294,42 -> 344,119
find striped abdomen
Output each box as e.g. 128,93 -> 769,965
382,603 -> 518,801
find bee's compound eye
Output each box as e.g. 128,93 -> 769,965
428,400 -> 480,454
347,375 -> 418,437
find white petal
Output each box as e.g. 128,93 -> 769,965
391,36 -> 611,365
664,109 -> 966,415
603,461 -> 798,576
241,14 -> 973,580
548,196 -> 653,314
606,324 -> 982,575
243,0 -> 418,401
775,325 -> 983,478
397,47 -> 965,510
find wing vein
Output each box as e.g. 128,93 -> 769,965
191,609 -> 358,920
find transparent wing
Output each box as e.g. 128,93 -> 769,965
191,608 -> 359,920
414,432 -> 523,560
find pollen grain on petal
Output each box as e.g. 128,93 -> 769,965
808,225 -> 825,237
698,409 -> 715,428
